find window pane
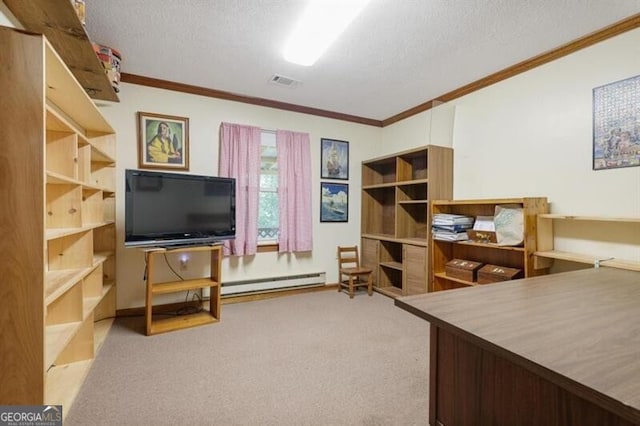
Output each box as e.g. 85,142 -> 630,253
260,173 -> 278,190
258,191 -> 279,240
259,130 -> 279,241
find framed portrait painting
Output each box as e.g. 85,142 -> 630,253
592,74 -> 640,171
321,138 -> 348,180
137,112 -> 189,170
320,182 -> 348,223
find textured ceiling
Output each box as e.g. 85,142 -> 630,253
86,0 -> 640,121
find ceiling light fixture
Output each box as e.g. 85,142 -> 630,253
283,0 -> 371,66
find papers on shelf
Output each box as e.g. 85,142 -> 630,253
432,213 -> 474,241
432,213 -> 475,226
432,229 -> 470,241
473,216 -> 495,231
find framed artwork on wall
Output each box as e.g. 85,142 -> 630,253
137,111 -> 189,171
321,138 -> 349,180
320,182 -> 348,223
592,74 -> 640,171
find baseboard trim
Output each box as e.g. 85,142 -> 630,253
115,284 -> 339,317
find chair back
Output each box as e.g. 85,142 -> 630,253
338,246 -> 360,272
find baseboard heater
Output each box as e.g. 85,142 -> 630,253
220,272 -> 326,296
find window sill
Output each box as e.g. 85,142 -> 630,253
257,243 -> 278,253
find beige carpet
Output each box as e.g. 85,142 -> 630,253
66,290 -> 430,425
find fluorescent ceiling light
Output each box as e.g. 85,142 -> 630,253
283,0 -> 371,66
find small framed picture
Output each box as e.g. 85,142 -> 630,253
321,138 -> 349,180
137,111 -> 189,171
320,182 -> 348,223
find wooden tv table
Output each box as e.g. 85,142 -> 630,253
395,268 -> 640,425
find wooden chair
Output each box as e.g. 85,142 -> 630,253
337,246 -> 373,299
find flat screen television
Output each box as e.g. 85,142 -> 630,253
125,169 -> 236,248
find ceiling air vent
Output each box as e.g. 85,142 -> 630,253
269,74 -> 300,88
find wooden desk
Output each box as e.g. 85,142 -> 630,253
395,268 -> 640,425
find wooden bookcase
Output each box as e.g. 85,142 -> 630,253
430,198 -> 548,291
361,145 -> 453,298
144,245 -> 223,336
534,214 -> 640,271
0,27 -> 117,410
5,0 -> 120,102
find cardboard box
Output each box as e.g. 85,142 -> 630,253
445,259 -> 483,282
477,264 -> 522,284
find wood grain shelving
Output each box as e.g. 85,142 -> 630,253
4,0 -> 119,102
361,145 -> 453,297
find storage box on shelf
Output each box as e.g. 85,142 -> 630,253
430,198 -> 548,291
534,214 -> 640,272
445,259 -> 483,282
361,145 -> 453,298
0,26 -> 116,412
477,264 -> 523,284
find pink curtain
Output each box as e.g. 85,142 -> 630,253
219,122 -> 261,256
276,130 -> 313,252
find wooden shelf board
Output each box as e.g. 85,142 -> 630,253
380,261 -> 403,270
363,178 -> 428,190
83,284 -> 114,314
45,321 -> 82,368
538,214 -> 640,223
152,278 -> 219,295
396,237 -> 428,246
149,312 -> 218,335
4,0 -> 119,104
362,233 -> 395,240
432,198 -> 528,206
534,251 -> 640,271
374,286 -> 403,298
46,267 -> 91,304
399,199 -> 428,205
362,182 -> 398,190
434,239 -> 526,252
434,272 -> 477,287
90,144 -> 116,164
46,256 -> 110,304
396,178 -> 428,187
94,318 -> 114,353
46,222 -> 114,241
46,317 -> 114,413
46,170 -> 114,193
46,358 -> 93,410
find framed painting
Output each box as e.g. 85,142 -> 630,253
592,74 -> 640,170
137,111 -> 189,170
320,182 -> 348,223
321,138 -> 349,180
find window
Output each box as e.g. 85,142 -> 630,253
259,131 -> 279,242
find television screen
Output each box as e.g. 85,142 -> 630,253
125,169 -> 236,247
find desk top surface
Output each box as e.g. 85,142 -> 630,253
396,268 -> 640,420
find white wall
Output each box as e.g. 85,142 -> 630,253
383,28 -> 640,265
97,84 -> 381,309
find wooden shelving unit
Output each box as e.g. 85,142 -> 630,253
0,26 -> 116,410
144,245 -> 223,336
361,145 -> 453,297
430,198 -> 548,291
5,0 -> 120,102
534,214 -> 640,271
